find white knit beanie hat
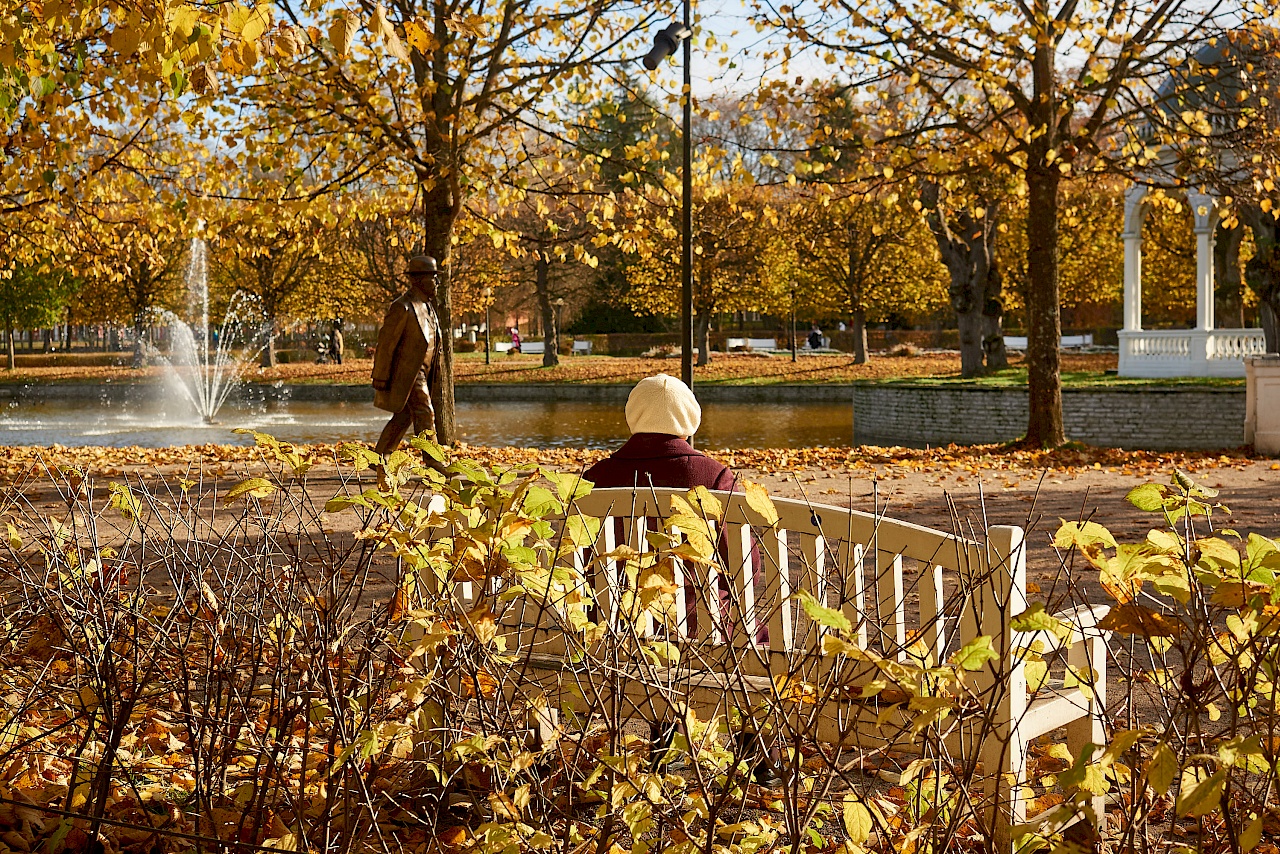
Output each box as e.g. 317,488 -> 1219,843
625,374 -> 701,437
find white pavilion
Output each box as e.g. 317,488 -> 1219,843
1116,37 -> 1271,378
1118,185 -> 1267,377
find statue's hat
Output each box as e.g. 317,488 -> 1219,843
407,255 -> 439,275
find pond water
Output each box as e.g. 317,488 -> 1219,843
0,398 -> 852,449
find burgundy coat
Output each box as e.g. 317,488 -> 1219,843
583,433 -> 736,491
583,433 -> 764,642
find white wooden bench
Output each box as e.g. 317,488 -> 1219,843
431,488 -> 1108,850
494,342 -> 513,353
1003,334 -> 1093,350
521,341 -> 545,355
727,337 -> 778,351
572,340 -> 593,355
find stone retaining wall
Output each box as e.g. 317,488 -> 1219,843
852,384 -> 1246,450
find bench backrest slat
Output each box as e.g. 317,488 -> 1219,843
513,489 -> 1021,677
799,533 -> 827,652
875,551 -> 906,659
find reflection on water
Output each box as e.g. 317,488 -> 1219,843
0,398 -> 851,449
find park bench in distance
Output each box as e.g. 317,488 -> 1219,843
1003,334 -> 1094,350
727,337 -> 779,351
428,487 -> 1110,851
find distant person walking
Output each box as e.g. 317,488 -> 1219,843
807,324 -> 824,350
510,326 -> 521,354
329,319 -> 344,365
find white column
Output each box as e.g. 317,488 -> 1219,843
1189,191 -> 1216,332
1122,234 -> 1143,331
1121,186 -> 1148,332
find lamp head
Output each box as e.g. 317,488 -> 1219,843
642,23 -> 691,70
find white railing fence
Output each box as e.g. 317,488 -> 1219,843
1118,328 -> 1266,378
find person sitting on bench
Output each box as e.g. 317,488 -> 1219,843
583,374 -> 779,783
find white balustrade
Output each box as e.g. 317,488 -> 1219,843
1119,328 -> 1265,378
1125,330 -> 1191,359
1208,330 -> 1267,361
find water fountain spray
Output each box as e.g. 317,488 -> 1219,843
149,236 -> 268,423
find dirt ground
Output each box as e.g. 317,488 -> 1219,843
5,441 -> 1276,616
9,445 -> 1277,560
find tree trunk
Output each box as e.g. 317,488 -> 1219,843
956,304 -> 985,377
1262,303 -> 1279,353
5,321 -> 12,371
920,183 -> 998,379
132,320 -> 145,368
1243,208 -> 1280,354
695,312 -> 711,367
260,320 -> 277,368
851,308 -> 868,364
1023,36 -> 1065,447
982,263 -> 1009,370
1214,221 -> 1246,329
1024,164 -> 1064,445
423,180 -> 461,445
846,241 -> 869,364
535,253 -> 559,368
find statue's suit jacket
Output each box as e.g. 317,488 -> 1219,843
371,290 -> 442,414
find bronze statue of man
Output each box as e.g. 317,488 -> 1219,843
372,255 -> 444,456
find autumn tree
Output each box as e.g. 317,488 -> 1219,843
337,188 -> 422,312
0,255 -> 78,368
788,82 -> 1003,369
764,0 -> 1260,444
67,157 -> 194,365
1162,26 -> 1280,352
791,192 -> 946,362
617,169 -> 789,363
209,198 -> 335,367
228,0 -> 664,442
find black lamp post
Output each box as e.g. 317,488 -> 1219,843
482,286 -> 493,366
790,285 -> 797,363
644,15 -> 693,389
554,297 -> 565,364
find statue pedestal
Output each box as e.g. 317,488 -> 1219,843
1245,356 -> 1280,455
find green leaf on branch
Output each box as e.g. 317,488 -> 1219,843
408,434 -> 447,463
1176,768 -> 1226,817
224,477 -> 278,504
109,481 -> 142,525
1146,742 -> 1177,796
1053,521 -> 1117,550
842,794 -> 872,844
1011,603 -> 1068,638
1059,746 -> 1108,796
796,590 -> 851,634
686,485 -> 722,520
1172,469 -> 1217,498
543,470 -> 592,504
1126,483 -> 1168,512
743,481 -> 779,526
949,635 -> 997,671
